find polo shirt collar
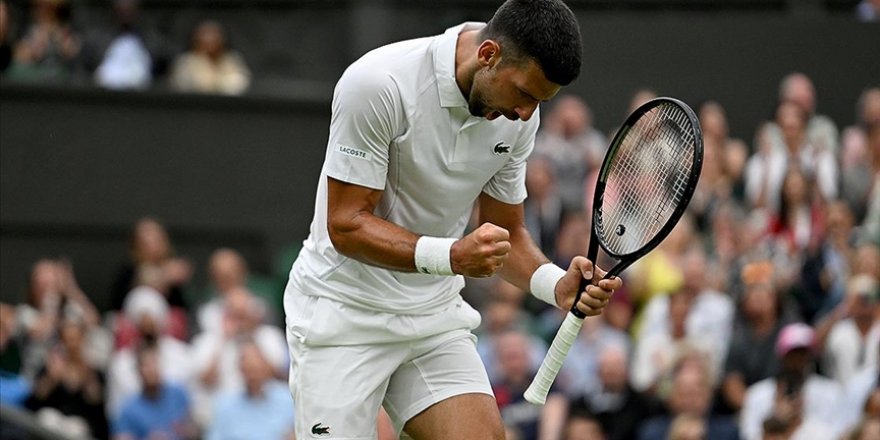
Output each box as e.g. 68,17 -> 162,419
433,22 -> 485,109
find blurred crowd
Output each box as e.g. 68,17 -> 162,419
463,74 -> 880,440
0,2 -> 878,440
0,0 -> 251,94
1,70 -> 877,440
0,218 -> 296,440
0,0 -> 878,96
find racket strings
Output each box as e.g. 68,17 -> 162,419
599,103 -> 697,256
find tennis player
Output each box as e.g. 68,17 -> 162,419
284,1 -> 622,439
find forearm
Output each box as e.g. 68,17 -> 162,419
329,211 -> 421,272
497,223 -> 550,291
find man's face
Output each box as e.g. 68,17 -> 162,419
469,54 -> 560,122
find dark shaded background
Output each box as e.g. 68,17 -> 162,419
2,0 -> 878,309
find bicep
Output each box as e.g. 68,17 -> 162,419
327,177 -> 384,232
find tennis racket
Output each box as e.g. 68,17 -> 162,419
523,97 -> 703,404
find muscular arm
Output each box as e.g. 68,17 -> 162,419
479,192 -> 622,314
327,177 -> 420,272
478,192 -> 548,290
328,177 -> 515,277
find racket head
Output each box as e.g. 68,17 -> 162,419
589,97 -> 703,270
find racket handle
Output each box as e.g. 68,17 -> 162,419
524,312 -> 585,405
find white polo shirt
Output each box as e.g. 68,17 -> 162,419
290,23 -> 540,315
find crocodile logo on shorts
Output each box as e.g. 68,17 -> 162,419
493,141 -> 511,155
311,423 -> 331,437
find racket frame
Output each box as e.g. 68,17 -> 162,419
574,97 -> 703,316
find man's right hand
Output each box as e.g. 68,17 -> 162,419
450,223 -> 511,277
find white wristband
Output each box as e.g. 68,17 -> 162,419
530,263 -> 566,306
414,236 -> 457,276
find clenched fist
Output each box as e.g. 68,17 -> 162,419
450,223 -> 511,278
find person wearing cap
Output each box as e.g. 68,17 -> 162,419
739,322 -> 845,440
817,274 -> 880,383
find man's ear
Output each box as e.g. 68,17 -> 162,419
477,40 -> 501,68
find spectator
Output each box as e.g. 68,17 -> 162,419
627,88 -> 657,114
569,344 -> 656,440
6,0 -> 80,82
562,408 -> 606,440
92,0 -> 153,90
848,417 -> 880,440
817,274 -> 879,384
1,302 -> 30,411
523,156 -> 563,259
798,200 -> 858,321
0,0 -> 12,73
631,291 -> 713,394
0,301 -> 22,375
667,414 -> 707,440
491,330 -> 566,440
856,0 -> 880,21
740,323 -> 844,440
637,355 -> 738,440
190,287 -> 288,427
636,245 -> 734,383
692,101 -> 749,225
111,217 -> 192,338
767,166 -> 824,257
197,248 -> 277,334
841,87 -> 880,222
557,312 -> 630,398
842,351 -> 878,437
552,212 -> 591,268
626,213 -> 694,311
107,286 -> 191,417
198,248 -> 250,334
171,19 -> 250,95
766,73 -> 839,154
722,264 -> 798,413
113,343 -> 196,440
15,259 -> 103,380
707,202 -> 765,295
476,281 -> 547,383
26,317 -> 108,439
858,124 -> 880,245
206,340 -> 295,440
745,102 -> 838,212
854,243 -> 880,280
534,94 -> 607,212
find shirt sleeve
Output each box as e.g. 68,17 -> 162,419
323,63 -> 405,190
482,113 -> 539,204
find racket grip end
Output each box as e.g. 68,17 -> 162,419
523,386 -> 547,405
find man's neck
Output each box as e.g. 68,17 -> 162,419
454,30 -> 481,101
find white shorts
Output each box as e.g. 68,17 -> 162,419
284,287 -> 493,440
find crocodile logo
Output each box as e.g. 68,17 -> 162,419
311,423 -> 330,437
493,141 -> 511,155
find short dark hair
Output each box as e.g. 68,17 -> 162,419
481,0 -> 583,86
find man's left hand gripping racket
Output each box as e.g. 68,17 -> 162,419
524,97 -> 704,405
